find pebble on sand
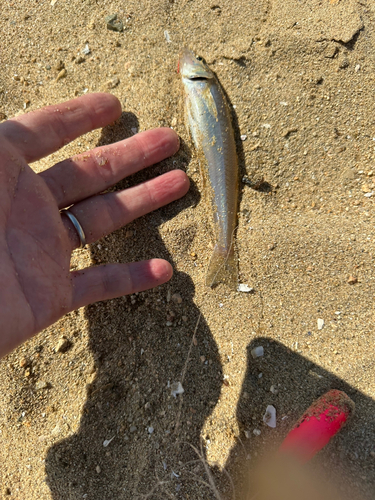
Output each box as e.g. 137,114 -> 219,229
105,14 -> 123,32
35,380 -> 48,390
171,293 -> 182,304
104,76 -> 120,89
55,337 -> 71,353
348,275 -> 358,285
251,346 -> 264,359
317,318 -> 324,330
171,381 -> 184,397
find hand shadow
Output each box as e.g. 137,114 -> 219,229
45,114 -> 224,499
44,114 -> 375,499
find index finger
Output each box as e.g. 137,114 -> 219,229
1,93 -> 122,163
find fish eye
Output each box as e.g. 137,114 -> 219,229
196,55 -> 203,61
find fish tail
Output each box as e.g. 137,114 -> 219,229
206,244 -> 237,289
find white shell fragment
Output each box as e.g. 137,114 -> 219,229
237,284 -> 254,293
103,436 -> 115,447
171,381 -> 184,397
317,318 -> 324,330
263,405 -> 277,428
82,44 -> 91,55
251,346 -> 264,359
164,30 -> 171,43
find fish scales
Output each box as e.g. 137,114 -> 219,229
179,48 -> 238,288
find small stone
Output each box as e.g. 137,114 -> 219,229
338,57 -> 349,69
324,44 -> 338,58
200,356 -> 206,363
45,64 -> 51,70
130,425 -> 137,433
55,60 -> 64,71
51,424 -> 61,436
19,357 -> 29,368
105,14 -> 123,32
56,68 -> 67,82
171,381 -> 184,397
253,429 -> 261,436
104,76 -> 120,89
96,465 -> 101,473
4,487 -> 11,496
251,346 -> 264,358
362,183 -> 371,193
35,380 -> 48,390
171,293 -> 182,304
348,275 -> 358,285
370,451 -> 375,458
317,318 -> 324,330
240,134 -> 247,141
75,56 -> 85,64
244,430 -> 251,439
182,316 -> 188,322
0,112 -> 7,121
355,64 -> 361,72
270,385 -> 278,395
55,337 -> 71,353
148,426 -> 154,434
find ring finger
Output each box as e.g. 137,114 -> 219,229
61,169 -> 189,251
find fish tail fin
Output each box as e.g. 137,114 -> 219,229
206,244 -> 238,289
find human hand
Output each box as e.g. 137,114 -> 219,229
0,93 -> 189,357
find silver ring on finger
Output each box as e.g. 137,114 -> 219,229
61,208 -> 86,248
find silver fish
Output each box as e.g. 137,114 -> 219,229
179,48 -> 238,289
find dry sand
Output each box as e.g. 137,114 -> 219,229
1,0 -> 375,498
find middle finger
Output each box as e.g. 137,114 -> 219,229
40,128 -> 180,209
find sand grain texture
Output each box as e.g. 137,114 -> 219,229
1,0 -> 375,499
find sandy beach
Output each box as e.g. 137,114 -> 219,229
1,0 -> 375,498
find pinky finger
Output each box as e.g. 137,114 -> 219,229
70,259 -> 173,310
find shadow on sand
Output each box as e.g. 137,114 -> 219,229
45,115 -> 375,500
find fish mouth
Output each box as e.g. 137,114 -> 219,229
179,47 -> 213,80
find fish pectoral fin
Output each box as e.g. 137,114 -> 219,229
206,244 -> 237,290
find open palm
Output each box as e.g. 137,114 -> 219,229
0,93 -> 189,357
